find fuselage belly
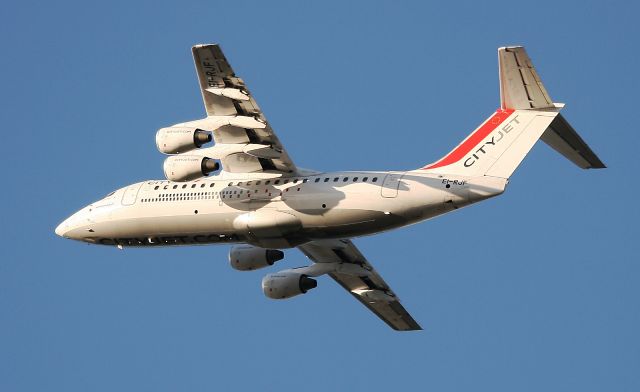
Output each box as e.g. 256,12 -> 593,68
56,171 -> 506,249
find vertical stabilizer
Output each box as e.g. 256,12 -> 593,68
419,46 -> 605,178
421,108 -> 559,178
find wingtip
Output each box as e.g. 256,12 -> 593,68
192,43 -> 219,49
498,45 -> 525,52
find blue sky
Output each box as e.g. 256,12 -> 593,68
1,1 -> 638,391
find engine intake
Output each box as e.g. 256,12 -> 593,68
229,245 -> 284,271
156,127 -> 212,154
163,155 -> 219,182
262,270 -> 317,299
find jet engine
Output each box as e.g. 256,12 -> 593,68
229,245 -> 284,271
162,155 -> 219,182
156,127 -> 212,154
262,270 -> 317,299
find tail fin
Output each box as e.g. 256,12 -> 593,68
420,46 -> 605,178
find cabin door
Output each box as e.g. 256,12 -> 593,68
380,173 -> 404,198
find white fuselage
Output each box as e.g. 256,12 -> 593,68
55,170 -> 508,249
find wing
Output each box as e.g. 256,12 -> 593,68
173,44 -> 297,175
298,239 -> 422,331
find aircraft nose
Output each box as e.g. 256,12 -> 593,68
55,219 -> 69,237
55,206 -> 92,239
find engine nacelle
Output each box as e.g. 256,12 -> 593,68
156,127 -> 212,154
262,270 -> 317,299
229,245 -> 284,271
162,155 -> 219,182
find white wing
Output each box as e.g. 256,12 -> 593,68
172,44 -> 297,175
298,239 -> 422,331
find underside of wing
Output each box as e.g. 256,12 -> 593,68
169,44 -> 298,175
298,239 -> 422,331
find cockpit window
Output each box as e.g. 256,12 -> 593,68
105,191 -> 116,197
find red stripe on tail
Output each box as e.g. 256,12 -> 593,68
422,108 -> 515,170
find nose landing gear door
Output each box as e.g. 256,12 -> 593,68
381,172 -> 405,198
121,183 -> 142,206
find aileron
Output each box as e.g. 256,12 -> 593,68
188,44 -> 298,175
299,240 -> 422,331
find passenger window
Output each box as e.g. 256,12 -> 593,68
372,177 -> 378,182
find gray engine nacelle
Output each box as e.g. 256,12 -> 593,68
162,155 -> 219,182
229,245 -> 284,271
156,127 -> 212,154
262,270 -> 318,299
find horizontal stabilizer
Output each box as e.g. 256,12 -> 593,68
541,114 -> 606,169
499,46 -> 554,110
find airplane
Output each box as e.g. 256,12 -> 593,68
55,44 -> 605,331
